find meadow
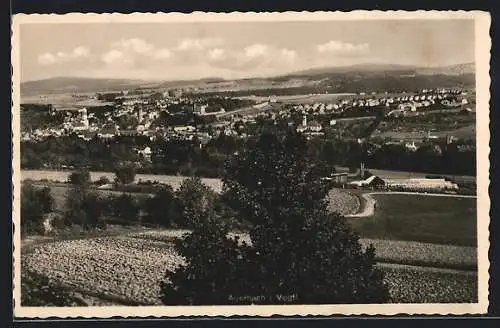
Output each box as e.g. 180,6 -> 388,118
21,170 -> 223,193
347,194 -> 477,247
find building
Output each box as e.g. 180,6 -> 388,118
348,175 -> 385,188
384,178 -> 458,191
331,173 -> 349,184
194,104 -> 207,115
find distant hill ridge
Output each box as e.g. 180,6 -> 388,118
287,63 -> 475,77
21,63 -> 474,96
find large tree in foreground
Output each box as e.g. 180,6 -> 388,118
161,130 -> 389,305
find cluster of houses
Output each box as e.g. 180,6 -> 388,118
21,87 -> 473,145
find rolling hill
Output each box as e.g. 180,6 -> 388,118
287,63 -> 475,78
21,63 -> 475,97
20,77 -> 159,96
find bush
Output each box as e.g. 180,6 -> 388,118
95,176 -> 111,186
64,175 -> 107,230
175,177 -> 217,228
21,183 -> 54,235
161,131 -> 389,305
110,194 -> 141,222
114,162 -> 136,185
68,169 -> 91,187
143,185 -> 180,227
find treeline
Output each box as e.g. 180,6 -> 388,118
21,128 -> 476,177
364,142 -> 476,176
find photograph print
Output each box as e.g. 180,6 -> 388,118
12,11 -> 491,318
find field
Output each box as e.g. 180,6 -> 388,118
21,230 -> 478,305
20,93 -> 115,107
21,170 -> 223,193
372,123 -> 476,141
347,194 -> 477,246
235,93 -> 356,104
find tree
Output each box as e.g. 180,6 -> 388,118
144,185 -> 180,227
65,168 -> 106,229
68,169 -> 91,187
114,162 -> 136,185
21,183 -> 54,235
161,130 -> 389,305
175,177 -> 217,228
111,194 -> 140,222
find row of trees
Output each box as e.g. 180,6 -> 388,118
21,128 -> 476,177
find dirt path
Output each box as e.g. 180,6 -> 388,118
346,191 -> 476,218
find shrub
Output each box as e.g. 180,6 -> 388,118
67,169 -> 91,187
142,186 -> 181,227
95,176 -> 111,186
64,172 -> 107,230
175,177 -> 217,228
161,131 -> 389,305
21,183 -> 54,235
111,194 -> 140,222
114,162 -> 136,185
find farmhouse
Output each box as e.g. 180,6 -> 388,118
348,175 -> 385,188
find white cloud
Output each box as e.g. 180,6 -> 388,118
73,46 -> 90,57
153,48 -> 172,59
175,38 -> 224,51
243,44 -> 268,58
280,48 -> 298,63
37,46 -> 90,65
111,38 -> 153,54
37,53 -> 57,65
207,48 -> 226,61
101,50 -> 125,64
316,40 -> 369,55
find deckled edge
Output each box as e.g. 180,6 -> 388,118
11,10 -> 492,319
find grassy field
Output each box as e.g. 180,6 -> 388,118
347,194 -> 477,247
34,184 -> 151,212
372,123 -> 476,141
21,170 -> 223,193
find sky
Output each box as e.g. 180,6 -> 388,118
19,20 -> 475,82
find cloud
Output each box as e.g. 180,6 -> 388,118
206,44 -> 301,75
37,53 -> 57,65
101,49 -> 125,64
207,48 -> 226,61
111,38 -> 153,54
102,38 -> 173,65
243,44 -> 268,58
152,48 -> 172,59
316,40 -> 370,55
280,48 -> 298,63
175,37 -> 224,51
37,46 -> 90,65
